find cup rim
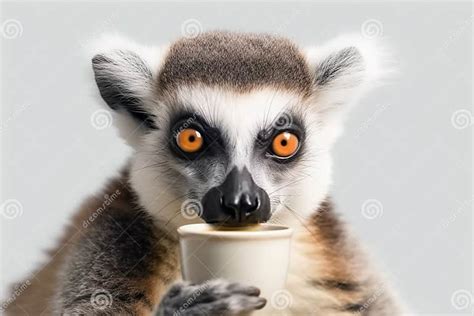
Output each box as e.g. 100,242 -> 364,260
177,223 -> 293,239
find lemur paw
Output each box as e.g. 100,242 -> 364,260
157,279 -> 267,316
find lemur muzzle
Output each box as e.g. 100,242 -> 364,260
201,166 -> 271,225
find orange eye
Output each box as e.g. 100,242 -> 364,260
272,132 -> 299,158
176,128 -> 203,153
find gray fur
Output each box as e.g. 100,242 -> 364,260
313,46 -> 363,87
157,279 -> 266,316
56,178 -> 179,315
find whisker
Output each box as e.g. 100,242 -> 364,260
132,162 -> 170,173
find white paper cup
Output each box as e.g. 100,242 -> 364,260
178,223 -> 293,300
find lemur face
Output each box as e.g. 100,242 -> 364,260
92,31 -> 382,228
142,87 -> 315,226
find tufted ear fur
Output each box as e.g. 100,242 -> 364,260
90,35 -> 168,143
304,34 -> 392,144
92,50 -> 156,128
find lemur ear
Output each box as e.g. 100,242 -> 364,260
91,35 -> 165,133
92,51 -> 156,128
305,35 -> 389,116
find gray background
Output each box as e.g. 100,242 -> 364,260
0,1 -> 472,314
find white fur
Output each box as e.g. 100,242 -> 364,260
86,33 -> 168,80
305,33 -> 392,100
304,34 -> 394,146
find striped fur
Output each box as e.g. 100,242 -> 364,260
283,200 -> 402,315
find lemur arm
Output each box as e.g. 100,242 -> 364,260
56,203 -> 178,315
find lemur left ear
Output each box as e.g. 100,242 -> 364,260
305,34 -> 389,117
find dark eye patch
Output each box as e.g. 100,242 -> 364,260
168,112 -> 225,161
254,113 -> 306,164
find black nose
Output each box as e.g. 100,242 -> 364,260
202,166 -> 271,225
222,192 -> 259,216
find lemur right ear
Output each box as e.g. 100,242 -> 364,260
91,35 -> 165,132
92,50 -> 156,129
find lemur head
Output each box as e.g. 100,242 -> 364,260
91,31 -> 384,228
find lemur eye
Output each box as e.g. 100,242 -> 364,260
176,128 -> 203,153
271,132 -> 299,158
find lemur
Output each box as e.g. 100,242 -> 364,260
4,31 -> 404,315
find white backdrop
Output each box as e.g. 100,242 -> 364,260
1,1 -> 472,314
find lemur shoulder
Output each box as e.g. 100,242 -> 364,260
4,31 -> 404,315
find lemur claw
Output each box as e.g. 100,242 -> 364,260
156,279 -> 266,316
